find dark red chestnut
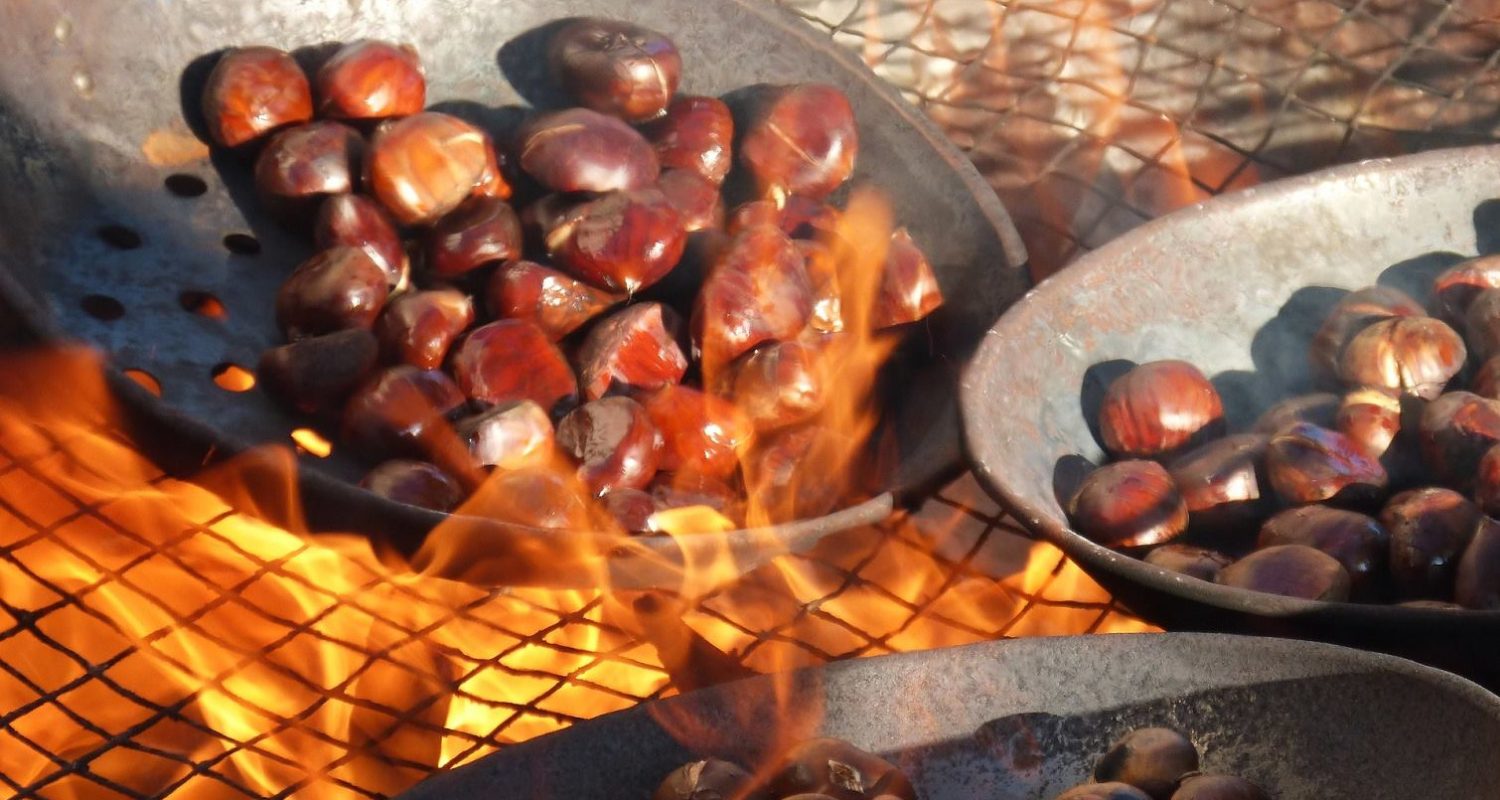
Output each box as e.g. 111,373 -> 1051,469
1251,392 -> 1340,435
1257,505 -> 1388,598
872,228 -> 943,329
1170,775 -> 1268,800
1456,515 -> 1500,609
316,194 -> 408,289
1217,545 -> 1351,601
1476,443 -> 1500,517
450,319 -> 578,414
1098,360 -> 1225,460
1382,486 -> 1479,599
201,46 -> 312,148
253,121 -> 363,221
454,400 -> 555,470
1337,316 -> 1465,399
1094,727 -> 1198,800
1465,287 -> 1500,361
549,18 -> 681,121
643,385 -> 753,479
545,187 -> 686,293
360,459 -> 463,512
692,225 -> 813,377
425,196 -> 523,277
1335,387 -> 1402,459
575,303 -> 688,401
518,108 -> 660,194
366,112 -> 500,225
316,39 -> 425,120
556,396 -> 663,495
603,487 -> 660,534
729,340 -> 826,433
1264,422 -> 1386,506
275,246 -> 390,340
341,365 -> 466,460
1309,285 -> 1424,380
486,260 -> 622,340
1166,433 -> 1270,531
1067,460 -> 1188,548
1056,784 -> 1152,800
740,84 -> 859,202
257,328 -> 380,414
656,169 -> 723,233
653,759 -> 762,800
770,738 -> 905,800
1143,544 -> 1233,582
641,95 -> 733,184
375,289 -> 474,370
1418,391 -> 1500,490
1433,254 -> 1500,324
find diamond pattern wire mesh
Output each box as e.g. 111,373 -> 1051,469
3,0 -> 1500,797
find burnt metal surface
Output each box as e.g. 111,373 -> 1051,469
961,145 -> 1500,681
397,633 -> 1500,799
0,0 -> 1026,569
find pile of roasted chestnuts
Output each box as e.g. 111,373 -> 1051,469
654,737 -> 915,800
1066,258 -> 1500,608
196,18 -> 943,529
1054,727 -> 1267,800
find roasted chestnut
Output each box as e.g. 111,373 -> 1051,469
653,759 -> 762,800
375,289 -> 475,370
656,168 -> 724,233
1066,460 -> 1188,548
257,328 -> 380,414
275,246 -> 390,340
1170,775 -> 1268,800
1257,505 -> 1388,598
544,187 -> 686,293
1216,544 -> 1351,601
342,365 -> 466,460
450,320 -> 579,414
1309,285 -> 1424,380
366,111 -> 500,225
1098,360 -> 1225,460
486,260 -> 622,340
1465,287 -> 1500,361
548,18 -> 681,121
1381,486 -> 1479,599
360,459 -> 464,512
1143,544 -> 1232,582
1337,316 -> 1465,399
472,468 -> 596,531
1166,433 -> 1270,531
1055,784 -> 1152,800
1094,727 -> 1199,800
872,228 -> 943,329
1431,254 -> 1500,324
575,303 -> 688,401
201,46 -> 312,148
602,487 -> 660,533
1263,422 -> 1387,507
1473,354 -> 1500,400
769,737 -> 906,800
692,225 -> 813,376
798,239 -> 844,334
1251,392 -> 1339,435
641,95 -> 734,183
518,107 -> 660,194
643,385 -> 753,479
740,84 -> 859,201
454,400 -> 555,471
1455,515 -> 1500,609
316,194 -> 408,289
728,340 -> 827,433
1334,387 -> 1402,459
1478,443 -> 1500,517
556,396 -> 663,495
254,121 -> 364,222
316,39 -> 426,120
1418,391 -> 1500,490
744,424 -> 850,521
426,196 -> 523,277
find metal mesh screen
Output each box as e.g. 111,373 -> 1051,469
4,0 -> 1500,796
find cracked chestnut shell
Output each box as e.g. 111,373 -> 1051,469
1257,505 -> 1388,599
201,46 -> 312,148
1456,515 -> 1500,609
1067,460 -> 1188,548
316,39 -> 425,120
1382,486 -> 1479,599
1098,360 -> 1225,460
653,759 -> 763,800
1166,433 -> 1270,532
1432,254 -> 1500,324
1143,545 -> 1233,582
519,107 -> 660,194
1309,286 -> 1424,380
1264,422 -> 1387,507
1337,316 -> 1465,399
740,84 -> 859,201
487,260 -> 622,340
549,18 -> 681,121
1217,544 -> 1351,601
556,396 -> 663,495
1094,727 -> 1199,800
366,112 -> 500,225
1419,391 -> 1500,491
544,187 -> 686,293
770,738 -> 907,800
641,95 -> 734,183
360,459 -> 463,512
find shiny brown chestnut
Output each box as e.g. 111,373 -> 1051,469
873,228 -> 944,329
201,46 -> 313,148
486,260 -> 622,341
653,759 -> 763,800
740,84 -> 859,202
1056,784 -> 1152,800
692,225 -> 814,377
257,328 -> 380,414
575,303 -> 688,401
366,112 -> 500,225
454,400 -> 555,471
643,385 -> 753,479
1166,433 -> 1270,532
556,396 -> 663,495
1337,316 -> 1465,399
316,194 -> 407,289
316,39 -> 425,120
1381,486 -> 1479,599
641,95 -> 734,184
1169,775 -> 1269,800
375,289 -> 474,370
1264,422 -> 1387,507
1251,392 -> 1340,435
729,340 -> 827,433
253,121 -> 364,222
450,319 -> 578,414
656,169 -> 724,233
1067,460 -> 1188,549
545,187 -> 686,293
769,738 -> 906,800
1465,287 -> 1500,361
1335,387 -> 1402,459
1418,391 -> 1500,491
1431,254 -> 1500,324
275,246 -> 390,341
425,196 -> 523,277
1477,443 -> 1500,517
1456,515 -> 1500,609
1257,505 -> 1388,599
798,239 -> 845,334
341,365 -> 466,460
549,18 -> 681,122
1216,544 -> 1351,601
1098,360 -> 1225,461
1094,727 -> 1199,800
1143,544 -> 1233,582
518,108 -> 660,194
360,459 -> 464,512
1309,285 -> 1425,380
